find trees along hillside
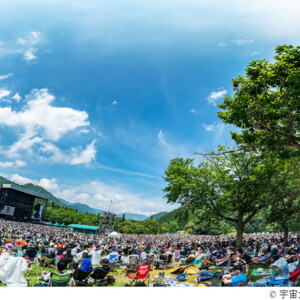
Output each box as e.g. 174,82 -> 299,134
163,148 -> 300,245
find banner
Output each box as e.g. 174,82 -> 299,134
0,205 -> 15,216
32,200 -> 44,220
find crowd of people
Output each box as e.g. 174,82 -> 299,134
0,218 -> 299,287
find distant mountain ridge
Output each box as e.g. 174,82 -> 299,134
146,211 -> 168,220
58,198 -> 101,215
116,213 -> 148,221
0,176 -> 162,221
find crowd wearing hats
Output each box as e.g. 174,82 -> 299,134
0,218 -> 300,287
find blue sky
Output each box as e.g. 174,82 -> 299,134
0,0 -> 300,215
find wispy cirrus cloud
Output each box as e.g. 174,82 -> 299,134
202,123 -> 225,132
250,51 -> 261,56
233,39 -> 254,45
0,73 -> 13,81
202,122 -> 226,145
218,39 -> 254,48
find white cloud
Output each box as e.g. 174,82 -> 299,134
17,32 -> 42,46
218,42 -> 227,47
202,123 -> 225,132
234,39 -> 254,45
0,89 -> 89,141
0,73 -> 13,81
8,174 -> 58,192
158,130 -> 171,149
5,173 -> 169,216
0,88 -> 96,166
23,48 -> 37,62
0,160 -> 26,168
69,140 -> 97,165
207,89 -> 227,106
79,129 -> 89,134
202,122 -> 227,146
16,32 -> 42,62
56,180 -> 169,216
39,140 -> 96,165
8,174 -> 36,185
250,51 -> 261,56
157,129 -> 192,160
0,89 -> 11,98
12,93 -> 21,102
111,100 -> 118,105
38,178 -> 58,192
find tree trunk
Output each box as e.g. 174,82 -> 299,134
283,226 -> 289,241
236,218 -> 244,246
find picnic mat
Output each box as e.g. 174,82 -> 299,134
251,269 -> 274,276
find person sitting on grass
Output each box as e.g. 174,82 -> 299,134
93,258 -> 111,273
37,260 -> 75,286
0,248 -> 29,287
251,247 -> 271,264
77,256 -> 93,273
222,265 -> 247,286
90,246 -> 101,266
230,254 -> 246,268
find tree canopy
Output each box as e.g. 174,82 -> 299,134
163,148 -> 300,245
218,45 -> 300,154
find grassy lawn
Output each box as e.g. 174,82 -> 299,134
0,261 -> 298,287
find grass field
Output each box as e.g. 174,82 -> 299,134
1,261 -> 296,287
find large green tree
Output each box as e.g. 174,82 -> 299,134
218,45 -> 300,153
163,148 -> 300,245
267,193 -> 300,240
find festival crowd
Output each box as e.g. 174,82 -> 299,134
0,219 -> 299,287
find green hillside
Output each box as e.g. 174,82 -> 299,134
0,177 -> 67,207
0,176 -> 16,185
22,183 -> 67,207
147,211 -> 168,220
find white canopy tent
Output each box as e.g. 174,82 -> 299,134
108,231 -> 121,238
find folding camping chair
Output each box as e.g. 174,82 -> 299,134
40,256 -> 55,267
161,253 -> 173,269
90,267 -> 112,286
49,272 -> 72,287
127,255 -> 139,272
215,254 -> 230,267
127,264 -> 151,286
72,269 -> 92,286
266,265 -> 291,287
289,268 -> 300,286
109,253 -> 119,269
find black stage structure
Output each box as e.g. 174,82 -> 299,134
98,211 -> 115,234
0,184 -> 48,222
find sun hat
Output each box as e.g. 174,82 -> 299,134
101,258 -> 110,267
199,270 -> 213,280
176,274 -> 188,281
5,243 -> 14,249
